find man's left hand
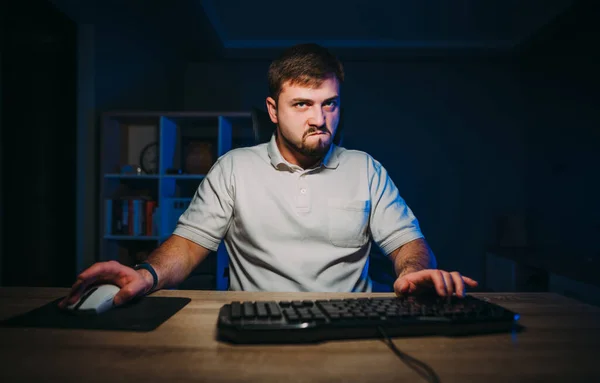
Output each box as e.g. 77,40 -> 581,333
393,269 -> 478,297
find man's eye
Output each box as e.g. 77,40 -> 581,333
294,102 -> 307,108
324,101 -> 338,109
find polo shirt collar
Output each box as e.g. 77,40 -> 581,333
267,133 -> 340,170
321,141 -> 340,169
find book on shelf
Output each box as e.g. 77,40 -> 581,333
105,198 -> 158,237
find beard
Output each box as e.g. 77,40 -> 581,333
280,126 -> 332,159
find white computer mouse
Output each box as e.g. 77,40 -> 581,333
66,284 -> 120,314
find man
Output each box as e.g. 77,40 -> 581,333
61,43 -> 477,308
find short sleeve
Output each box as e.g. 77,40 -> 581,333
172,157 -> 235,251
368,156 -> 424,255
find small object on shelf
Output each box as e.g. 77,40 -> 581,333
140,141 -> 158,174
119,164 -> 144,175
119,165 -> 145,175
120,164 -> 135,174
184,141 -> 213,174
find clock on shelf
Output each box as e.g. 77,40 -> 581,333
139,142 -> 158,174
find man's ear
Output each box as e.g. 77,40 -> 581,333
266,97 -> 278,124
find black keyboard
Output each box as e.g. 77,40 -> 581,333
217,295 -> 520,344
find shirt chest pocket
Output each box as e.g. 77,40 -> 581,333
327,199 -> 371,248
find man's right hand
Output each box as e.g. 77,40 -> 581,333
58,260 -> 154,308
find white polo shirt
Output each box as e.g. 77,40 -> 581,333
173,133 -> 424,292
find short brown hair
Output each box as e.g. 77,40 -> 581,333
268,43 -> 345,102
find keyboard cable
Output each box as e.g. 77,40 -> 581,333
377,326 -> 441,383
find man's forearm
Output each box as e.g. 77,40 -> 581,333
142,236 -> 205,290
391,238 -> 437,277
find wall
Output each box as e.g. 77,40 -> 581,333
184,58 -> 529,282
94,25 -> 185,112
519,3 -> 600,264
521,62 -> 599,255
470,0 -> 600,283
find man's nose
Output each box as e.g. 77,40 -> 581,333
308,107 -> 326,127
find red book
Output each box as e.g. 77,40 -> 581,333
146,201 -> 157,236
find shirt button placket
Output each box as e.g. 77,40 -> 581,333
296,173 -> 310,213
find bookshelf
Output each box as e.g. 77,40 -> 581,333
99,111 -> 254,290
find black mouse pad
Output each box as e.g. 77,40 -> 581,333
0,296 -> 191,332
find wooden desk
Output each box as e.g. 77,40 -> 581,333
1,288 -> 599,382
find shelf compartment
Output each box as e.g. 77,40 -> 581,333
101,115 -> 160,176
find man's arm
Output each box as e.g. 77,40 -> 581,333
389,238 -> 437,277
388,238 -> 478,297
139,234 -> 213,291
60,234 -> 212,308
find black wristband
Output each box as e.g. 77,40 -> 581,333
134,262 -> 158,293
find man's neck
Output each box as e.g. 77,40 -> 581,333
275,133 -> 322,170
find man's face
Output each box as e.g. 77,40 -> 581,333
267,76 -> 340,159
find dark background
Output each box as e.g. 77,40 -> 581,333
1,1 -> 598,297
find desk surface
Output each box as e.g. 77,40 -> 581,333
1,288 -> 599,383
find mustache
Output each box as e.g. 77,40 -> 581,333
303,126 -> 329,139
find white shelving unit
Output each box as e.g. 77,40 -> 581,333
99,111 -> 254,290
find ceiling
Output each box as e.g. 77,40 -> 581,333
200,0 -> 575,59
49,0 -> 577,60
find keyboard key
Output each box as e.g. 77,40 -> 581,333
296,309 -> 310,318
230,302 -> 241,319
267,302 -> 282,318
282,308 -> 296,317
256,302 -> 269,318
243,302 -> 255,318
